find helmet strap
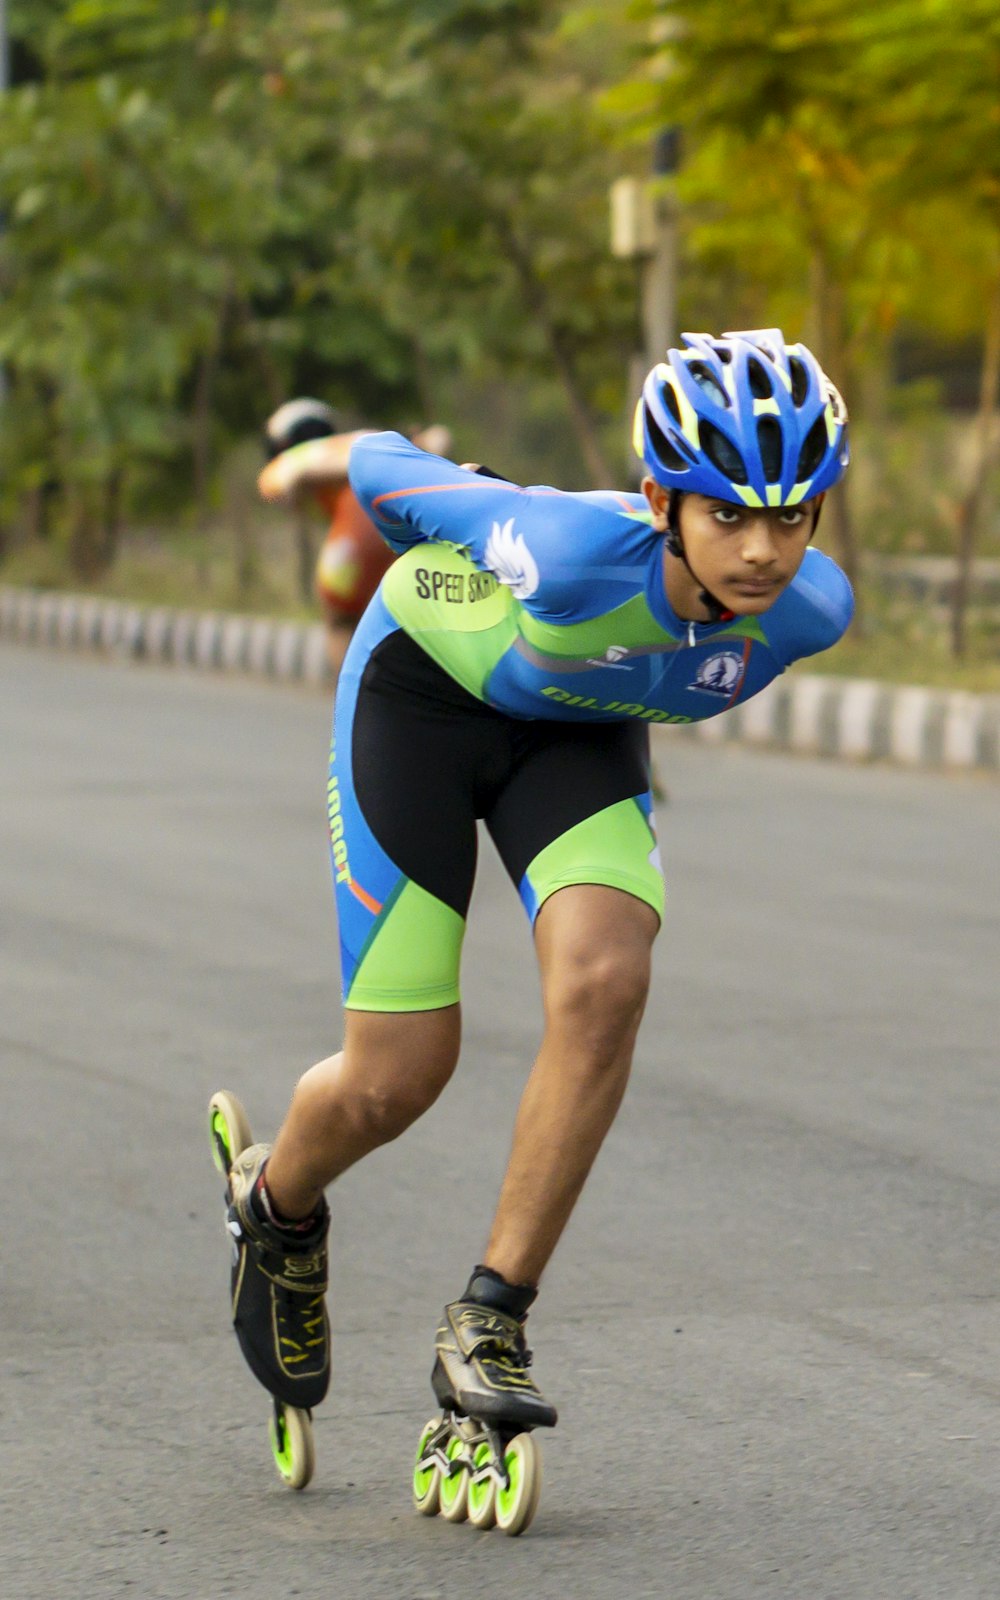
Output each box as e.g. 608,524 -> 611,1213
665,491 -> 732,624
663,490 -> 685,558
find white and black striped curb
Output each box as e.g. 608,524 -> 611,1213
0,585 -> 333,687
3,585 -> 999,774
658,671 -> 1000,773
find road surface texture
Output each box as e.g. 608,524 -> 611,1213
2,641 -> 998,1599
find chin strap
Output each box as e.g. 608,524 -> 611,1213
665,491 -> 732,624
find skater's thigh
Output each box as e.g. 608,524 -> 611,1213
328,623 -> 498,1013
484,718 -> 665,928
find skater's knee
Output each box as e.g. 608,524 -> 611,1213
544,943 -> 651,1052
341,1042 -> 459,1150
346,1077 -> 439,1147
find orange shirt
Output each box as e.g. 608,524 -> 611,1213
313,482 -> 395,624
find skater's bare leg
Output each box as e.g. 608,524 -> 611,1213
264,1005 -> 461,1219
482,884 -> 658,1287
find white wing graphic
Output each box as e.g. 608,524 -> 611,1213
483,518 -> 539,600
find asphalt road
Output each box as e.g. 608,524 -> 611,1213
2,640 -> 998,1600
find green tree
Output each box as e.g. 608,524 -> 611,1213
0,1 -> 425,571
258,0 -> 641,484
851,0 -> 1000,655
609,0 -> 1000,641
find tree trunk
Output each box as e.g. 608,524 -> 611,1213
67,492 -> 102,582
495,216 -> 616,488
192,293 -> 235,535
101,467 -> 124,570
22,483 -> 56,543
67,470 -> 124,581
192,341 -> 221,535
231,294 -> 286,414
234,515 -> 259,602
807,250 -> 863,629
951,267 -> 1000,659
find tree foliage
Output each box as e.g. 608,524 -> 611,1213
0,0 -> 996,618
610,0 -> 1000,625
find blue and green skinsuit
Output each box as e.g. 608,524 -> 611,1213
327,432 -> 853,1011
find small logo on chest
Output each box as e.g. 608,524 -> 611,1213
585,643 -> 633,670
690,649 -> 744,696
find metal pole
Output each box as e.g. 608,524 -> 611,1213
0,0 -> 8,404
641,128 -> 682,371
640,191 -> 678,372
629,196 -> 678,486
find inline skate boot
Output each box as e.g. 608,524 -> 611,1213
208,1089 -> 330,1490
412,1267 -> 557,1536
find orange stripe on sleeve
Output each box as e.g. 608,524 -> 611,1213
370,481 -> 563,512
371,481 -> 505,511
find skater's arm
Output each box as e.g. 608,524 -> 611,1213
765,548 -> 854,667
259,432 -> 372,504
348,432 -> 525,556
349,432 -> 652,619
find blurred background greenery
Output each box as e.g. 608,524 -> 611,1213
1,0 -> 998,687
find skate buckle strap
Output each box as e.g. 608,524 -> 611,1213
446,1302 -> 524,1363
269,1251 -> 328,1295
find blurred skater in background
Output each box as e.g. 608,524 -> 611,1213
259,398 -> 451,675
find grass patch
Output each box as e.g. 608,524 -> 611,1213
795,586 -> 1000,695
0,525 -> 316,624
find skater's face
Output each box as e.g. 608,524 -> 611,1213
645,484 -> 821,618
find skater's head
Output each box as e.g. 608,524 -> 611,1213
634,329 -> 849,618
263,398 -> 346,462
644,486 -> 821,619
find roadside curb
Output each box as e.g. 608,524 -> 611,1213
661,670 -> 1000,774
0,585 -> 333,689
2,584 -> 998,774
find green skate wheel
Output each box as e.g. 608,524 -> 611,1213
412,1418 -> 442,1517
208,1090 -> 253,1173
495,1433 -> 541,1537
438,1433 -> 469,1523
269,1402 -> 315,1491
467,1441 -> 497,1530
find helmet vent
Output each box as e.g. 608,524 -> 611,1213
661,382 -> 682,425
687,362 -> 729,407
826,380 -> 848,425
647,413 -> 690,474
757,417 -> 783,483
747,358 -> 773,400
795,414 -> 828,483
788,357 -> 810,407
699,421 -> 748,485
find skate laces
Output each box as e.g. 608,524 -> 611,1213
481,1321 -> 533,1374
272,1244 -> 328,1365
276,1289 -> 327,1364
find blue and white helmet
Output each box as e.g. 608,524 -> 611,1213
634,329 -> 849,506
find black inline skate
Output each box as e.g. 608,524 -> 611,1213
412,1268 -> 557,1536
208,1089 -> 330,1490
